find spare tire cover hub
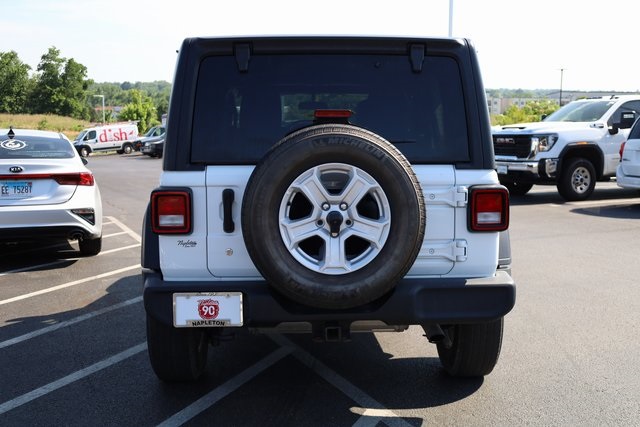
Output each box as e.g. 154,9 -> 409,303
279,162 -> 391,275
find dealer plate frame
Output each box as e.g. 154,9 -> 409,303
173,292 -> 243,328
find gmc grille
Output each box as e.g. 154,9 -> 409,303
493,135 -> 533,158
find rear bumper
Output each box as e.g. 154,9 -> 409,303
616,167 -> 640,189
143,270 -> 516,327
0,225 -> 97,241
0,206 -> 101,242
141,144 -> 163,156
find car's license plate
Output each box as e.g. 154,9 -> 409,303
0,181 -> 33,198
497,165 -> 508,175
173,292 -> 243,327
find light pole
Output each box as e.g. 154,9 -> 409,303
448,0 -> 454,37
93,95 -> 105,124
559,68 -> 565,106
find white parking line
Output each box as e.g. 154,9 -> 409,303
98,243 -> 141,255
160,334 -> 412,427
351,408 -> 408,427
0,296 -> 143,349
106,216 -> 142,243
0,343 -> 147,415
0,259 -> 74,276
0,242 -> 140,276
269,335 -> 413,427
0,264 -> 140,306
104,231 -> 128,238
157,345 -> 294,427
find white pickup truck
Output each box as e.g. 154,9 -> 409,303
493,95 -> 640,200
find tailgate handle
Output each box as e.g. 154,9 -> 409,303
222,189 -> 235,233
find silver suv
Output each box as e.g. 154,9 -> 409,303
141,36 -> 515,382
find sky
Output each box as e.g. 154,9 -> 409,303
2,0 -> 640,92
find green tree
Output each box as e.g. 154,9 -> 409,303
29,47 -> 65,114
0,51 -> 32,113
521,99 -> 558,118
492,99 -> 559,126
28,47 -> 92,119
89,81 -> 171,121
59,58 -> 92,119
118,89 -> 157,132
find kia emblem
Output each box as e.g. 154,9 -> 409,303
9,166 -> 23,173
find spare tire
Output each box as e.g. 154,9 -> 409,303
242,124 -> 425,309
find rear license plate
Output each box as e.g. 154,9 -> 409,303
173,292 -> 243,327
0,181 -> 33,198
497,165 -> 508,175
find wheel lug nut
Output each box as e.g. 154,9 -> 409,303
339,202 -> 348,211
317,220 -> 324,226
321,202 -> 330,211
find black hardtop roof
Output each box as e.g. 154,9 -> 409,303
182,35 -> 470,56
164,35 -> 493,171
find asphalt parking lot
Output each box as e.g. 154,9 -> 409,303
1,153 -> 639,426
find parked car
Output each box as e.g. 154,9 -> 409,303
137,125 -> 165,156
617,112 -> 640,191
141,138 -> 164,158
0,128 -> 103,255
142,36 -> 514,382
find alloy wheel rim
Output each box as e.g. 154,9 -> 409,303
278,163 -> 391,275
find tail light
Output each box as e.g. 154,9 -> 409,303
53,173 -> 94,186
468,186 -> 509,232
620,141 -> 626,159
0,173 -> 94,186
151,189 -> 192,234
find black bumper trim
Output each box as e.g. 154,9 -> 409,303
0,226 -> 89,241
143,271 -> 516,327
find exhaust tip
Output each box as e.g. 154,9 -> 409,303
68,231 -> 85,241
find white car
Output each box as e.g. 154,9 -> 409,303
0,128 -> 103,255
617,116 -> 640,191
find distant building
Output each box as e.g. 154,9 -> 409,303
487,90 -> 640,115
486,97 -> 549,115
94,105 -> 124,120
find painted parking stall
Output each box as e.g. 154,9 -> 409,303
1,155 -> 638,426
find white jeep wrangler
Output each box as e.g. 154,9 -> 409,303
141,36 -> 515,382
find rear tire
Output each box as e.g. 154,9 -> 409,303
78,236 -> 101,256
436,318 -> 504,377
146,314 -> 208,382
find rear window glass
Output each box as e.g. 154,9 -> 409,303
191,54 -> 470,164
629,118 -> 640,140
0,137 -> 75,159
